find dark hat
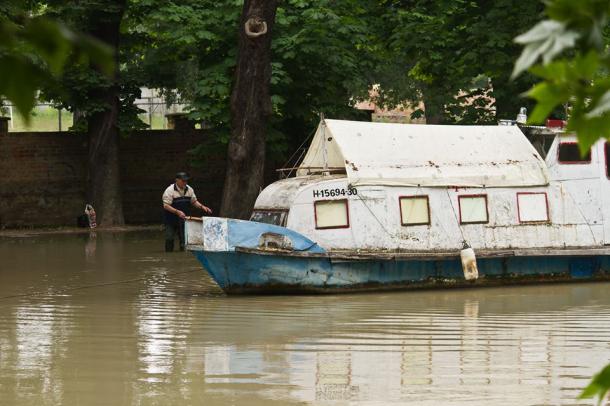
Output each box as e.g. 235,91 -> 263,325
175,172 -> 190,181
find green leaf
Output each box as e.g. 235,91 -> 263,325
513,41 -> 551,79
526,82 -> 567,123
529,60 -> 568,81
75,35 -> 115,77
573,50 -> 600,79
0,54 -> 48,121
586,90 -> 610,118
512,20 -> 580,78
515,20 -> 564,44
579,364 -> 610,406
569,113 -> 610,154
20,17 -> 72,74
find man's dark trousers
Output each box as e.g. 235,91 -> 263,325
165,220 -> 185,252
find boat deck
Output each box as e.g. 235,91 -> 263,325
185,245 -> 610,261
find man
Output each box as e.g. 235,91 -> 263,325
162,172 -> 212,252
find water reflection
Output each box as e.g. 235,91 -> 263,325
188,289 -> 610,405
9,301 -> 73,405
0,231 -> 609,405
84,231 -> 97,263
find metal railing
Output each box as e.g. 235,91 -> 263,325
1,100 -> 187,132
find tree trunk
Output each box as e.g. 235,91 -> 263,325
86,2 -> 126,226
421,86 -> 445,124
219,0 -> 278,219
88,92 -> 123,226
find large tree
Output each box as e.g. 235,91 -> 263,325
84,1 -> 127,226
43,0 -> 142,226
3,0 -> 558,224
220,0 -> 278,219
1,0 -> 128,226
129,0 -> 382,218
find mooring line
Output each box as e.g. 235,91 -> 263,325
0,268 -> 200,300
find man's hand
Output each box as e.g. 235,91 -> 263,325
194,201 -> 212,214
193,201 -> 212,214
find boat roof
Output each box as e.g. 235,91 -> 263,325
297,119 -> 550,187
254,175 -> 345,209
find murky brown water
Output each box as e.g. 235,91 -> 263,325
1,231 -> 609,405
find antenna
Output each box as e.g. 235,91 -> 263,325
516,107 -> 527,124
320,112 -> 329,175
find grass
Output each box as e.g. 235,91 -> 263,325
8,107 -> 73,132
5,106 -> 169,132
138,113 -> 167,129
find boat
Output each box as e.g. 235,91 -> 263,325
185,118 -> 610,294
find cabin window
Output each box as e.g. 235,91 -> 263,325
517,192 -> 549,223
399,196 -> 430,226
606,142 -> 609,178
604,142 -> 610,179
558,142 -> 591,164
250,210 -> 288,226
314,199 -> 349,229
458,195 -> 488,224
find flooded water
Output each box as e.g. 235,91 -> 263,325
1,231 -> 609,405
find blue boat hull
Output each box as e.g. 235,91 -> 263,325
193,250 -> 610,295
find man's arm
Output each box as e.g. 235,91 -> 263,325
192,200 -> 212,214
163,203 -> 187,219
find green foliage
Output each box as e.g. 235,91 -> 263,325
513,0 -> 610,153
378,0 -> 542,123
515,3 -> 610,397
580,363 -> 610,406
128,0 -> 379,160
39,0 -> 147,133
0,0 -> 112,119
3,0 -> 568,159
126,0 -> 239,139
512,20 -> 579,79
269,0 -> 381,149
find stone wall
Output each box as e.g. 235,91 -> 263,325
0,130 -> 227,227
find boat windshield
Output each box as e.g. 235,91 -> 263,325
250,210 -> 288,227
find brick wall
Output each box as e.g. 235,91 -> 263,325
0,129 -> 227,227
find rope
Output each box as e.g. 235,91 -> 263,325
560,183 -> 598,245
354,192 -> 395,242
279,125 -> 318,178
285,147 -> 307,179
445,187 -> 466,243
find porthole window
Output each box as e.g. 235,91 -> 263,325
314,199 -> 349,229
399,196 -> 430,226
517,193 -> 549,223
558,142 -> 591,164
458,195 -> 488,224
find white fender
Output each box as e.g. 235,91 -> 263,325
460,243 -> 479,281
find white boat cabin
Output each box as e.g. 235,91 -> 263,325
251,120 -> 610,251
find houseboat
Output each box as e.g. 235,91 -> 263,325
185,119 -> 610,294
